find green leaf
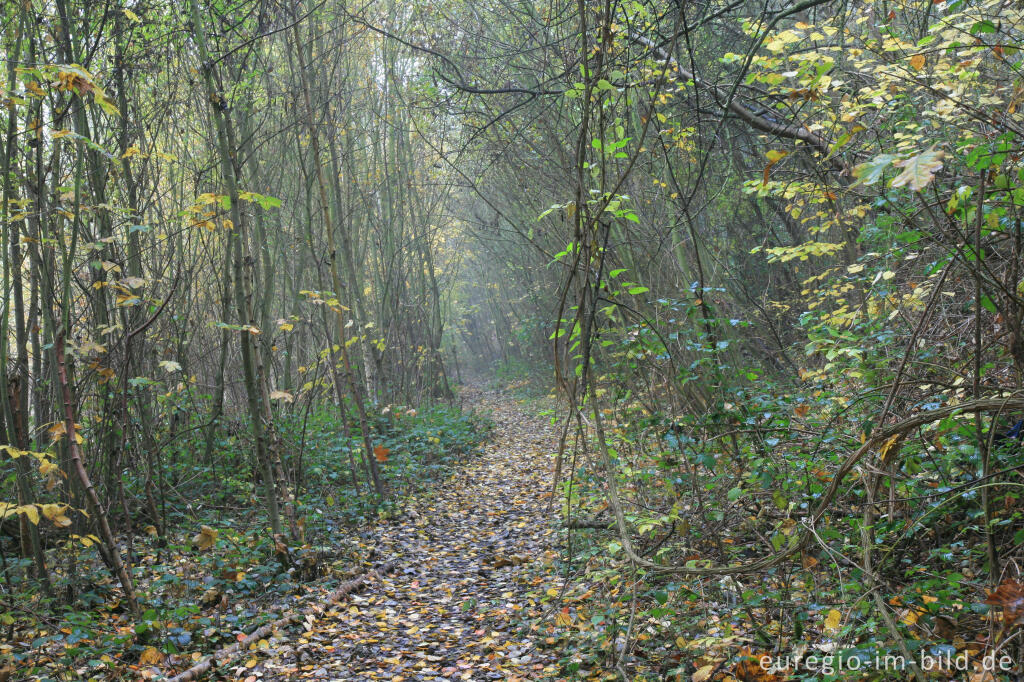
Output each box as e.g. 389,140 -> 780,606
852,154 -> 898,186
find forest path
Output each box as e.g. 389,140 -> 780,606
254,388 -> 563,681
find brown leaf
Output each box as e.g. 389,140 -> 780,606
734,648 -> 784,681
192,525 -> 218,551
984,579 -> 1024,625
139,646 -> 164,665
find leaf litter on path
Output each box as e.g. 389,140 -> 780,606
241,389 -> 563,681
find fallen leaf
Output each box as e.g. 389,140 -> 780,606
984,579 -> 1024,625
192,525 -> 218,551
824,608 -> 842,632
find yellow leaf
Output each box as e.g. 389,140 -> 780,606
139,646 -> 163,665
891,149 -> 944,192
824,608 -> 842,632
555,607 -> 572,627
40,503 -> 71,527
192,525 -> 218,551
546,588 -> 559,598
692,664 -> 716,682
17,504 -> 40,525
124,8 -> 141,22
269,390 -> 293,403
0,445 -> 26,460
909,54 -> 926,71
75,534 -> 99,547
144,525 -> 158,537
879,434 -> 903,464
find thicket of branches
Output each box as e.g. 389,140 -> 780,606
3,0 -> 1024,677
440,0 -> 1024,676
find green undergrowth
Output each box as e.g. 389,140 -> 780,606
543,378 -> 1023,680
0,401 -> 493,680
